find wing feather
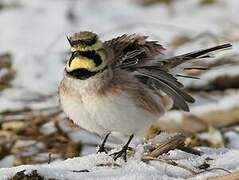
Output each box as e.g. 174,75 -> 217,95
105,34 -> 232,111
136,70 -> 190,111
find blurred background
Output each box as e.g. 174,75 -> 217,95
0,0 -> 239,168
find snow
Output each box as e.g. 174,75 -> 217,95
0,141 -> 238,180
1,0 -> 239,179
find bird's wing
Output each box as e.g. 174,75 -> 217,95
105,34 -> 232,111
104,34 -> 164,69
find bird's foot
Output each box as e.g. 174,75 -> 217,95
97,144 -> 108,154
111,145 -> 129,162
110,134 -> 134,162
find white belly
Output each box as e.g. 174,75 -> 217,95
60,91 -> 158,137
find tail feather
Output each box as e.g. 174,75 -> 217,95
133,43 -> 232,111
162,43 -> 232,69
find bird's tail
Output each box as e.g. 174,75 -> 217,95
162,43 -> 232,69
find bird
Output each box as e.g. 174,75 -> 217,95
59,31 -> 232,161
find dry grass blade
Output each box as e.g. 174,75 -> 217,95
147,134 -> 186,157
142,156 -> 198,175
208,171 -> 239,180
139,0 -> 174,6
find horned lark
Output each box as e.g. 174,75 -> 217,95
59,31 -> 231,161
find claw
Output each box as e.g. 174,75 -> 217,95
97,145 -> 108,154
110,134 -> 134,162
112,146 -> 128,162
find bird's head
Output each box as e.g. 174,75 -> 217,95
66,31 -> 108,79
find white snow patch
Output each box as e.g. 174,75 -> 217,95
0,144 -> 238,180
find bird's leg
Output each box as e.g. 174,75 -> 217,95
97,132 -> 111,153
111,134 -> 134,162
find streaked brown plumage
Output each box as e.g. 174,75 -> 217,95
59,31 -> 232,160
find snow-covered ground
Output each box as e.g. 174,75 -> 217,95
1,133 -> 239,180
1,0 -> 239,179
